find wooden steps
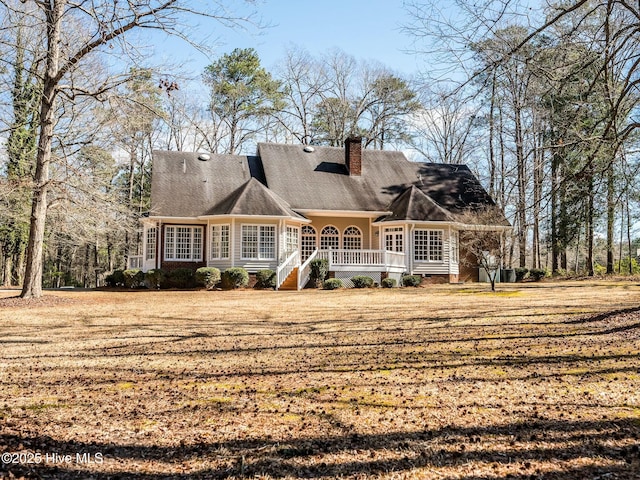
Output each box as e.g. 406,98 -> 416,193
278,267 -> 298,291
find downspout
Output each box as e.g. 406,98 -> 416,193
156,221 -> 161,270
409,224 -> 414,274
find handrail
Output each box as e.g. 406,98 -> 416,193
297,249 -> 318,290
276,250 -> 300,290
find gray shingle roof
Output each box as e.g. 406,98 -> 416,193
378,185 -> 455,222
205,177 -> 305,219
150,143 -> 508,225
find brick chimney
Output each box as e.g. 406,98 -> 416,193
345,136 -> 362,176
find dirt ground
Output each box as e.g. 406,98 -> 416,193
1,280 -> 639,479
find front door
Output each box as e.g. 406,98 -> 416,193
384,227 -> 404,252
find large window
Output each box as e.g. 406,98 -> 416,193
164,226 -> 203,261
414,229 -> 443,262
320,225 -> 340,250
211,224 -> 230,260
343,226 -> 362,250
301,225 -> 317,261
242,225 -> 276,260
145,227 -> 157,261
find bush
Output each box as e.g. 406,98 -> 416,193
145,269 -> 166,289
195,267 -> 221,290
515,267 -> 529,282
381,278 -> 397,288
165,268 -> 195,289
593,263 -> 607,276
401,275 -> 421,287
221,267 -> 249,289
529,268 -> 547,281
105,269 -> 125,287
310,258 -> 329,287
123,269 -> 145,288
351,275 -> 374,288
255,269 -> 276,289
323,278 -> 343,290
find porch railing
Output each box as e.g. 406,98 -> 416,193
297,249 -> 318,290
320,249 -> 405,269
276,250 -> 300,290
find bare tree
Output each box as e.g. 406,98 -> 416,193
0,0 -> 256,298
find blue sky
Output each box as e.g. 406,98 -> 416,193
154,0 -> 421,78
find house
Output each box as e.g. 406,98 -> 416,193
129,137 -> 510,289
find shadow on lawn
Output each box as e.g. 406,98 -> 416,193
1,418 -> 639,479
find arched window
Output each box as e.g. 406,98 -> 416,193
320,225 -> 340,250
343,226 -> 362,250
301,225 -> 317,261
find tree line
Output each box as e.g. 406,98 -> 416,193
1,0 -> 639,297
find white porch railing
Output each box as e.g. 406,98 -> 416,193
276,250 -> 300,290
297,249 -> 318,290
320,249 -> 405,270
128,255 -> 143,270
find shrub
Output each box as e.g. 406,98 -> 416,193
145,269 -> 165,289
515,267 -> 529,282
195,267 -> 221,290
310,258 -> 329,287
323,278 -> 343,290
351,275 -> 374,288
381,277 -> 397,288
166,268 -> 195,289
529,268 -> 547,281
123,269 -> 145,288
593,263 -> 607,276
105,269 -> 125,287
401,275 -> 421,287
221,267 -> 249,289
255,269 -> 276,289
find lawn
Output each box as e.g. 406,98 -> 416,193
1,281 -> 639,479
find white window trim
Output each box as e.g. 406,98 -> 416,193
451,231 -> 459,264
145,227 -> 157,261
241,224 -> 276,260
210,224 -> 230,260
164,225 -> 203,262
320,225 -> 340,250
414,229 -> 444,263
343,225 -> 362,250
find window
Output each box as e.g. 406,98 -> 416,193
211,224 -> 230,260
384,227 -> 403,252
301,225 -> 317,261
145,227 -> 157,261
242,225 -> 276,260
285,226 -> 299,257
414,229 -> 443,262
343,226 -> 362,250
320,226 -> 340,250
164,226 -> 203,261
450,231 -> 459,263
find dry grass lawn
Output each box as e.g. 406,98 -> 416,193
1,281 -> 640,479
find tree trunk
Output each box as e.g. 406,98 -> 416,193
606,162 -> 615,274
20,1 -> 63,299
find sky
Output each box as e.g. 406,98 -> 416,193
152,0 -> 423,80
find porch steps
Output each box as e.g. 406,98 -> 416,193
278,268 -> 299,291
